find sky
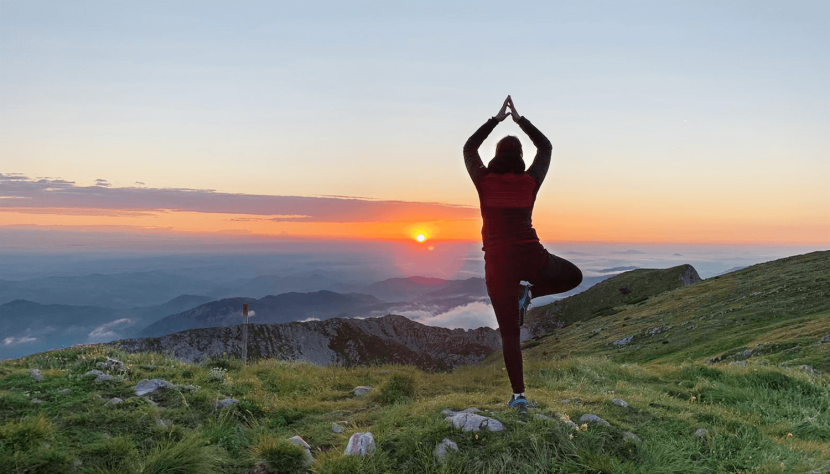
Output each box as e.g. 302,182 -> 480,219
1,0 -> 829,248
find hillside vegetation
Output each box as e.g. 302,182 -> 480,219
1,251 -> 829,473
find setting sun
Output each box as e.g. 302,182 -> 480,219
416,234 -> 426,242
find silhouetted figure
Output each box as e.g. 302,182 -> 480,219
464,96 -> 582,413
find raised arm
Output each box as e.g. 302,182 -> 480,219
463,117 -> 498,184
464,96 -> 511,184
516,116 -> 552,185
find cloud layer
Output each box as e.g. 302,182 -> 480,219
0,174 -> 477,223
396,301 -> 498,330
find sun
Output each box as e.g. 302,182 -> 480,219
415,234 -> 426,242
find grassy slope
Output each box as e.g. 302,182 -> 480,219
0,252 -> 828,473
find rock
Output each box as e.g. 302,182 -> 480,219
84,370 -> 113,382
156,419 -> 172,427
288,435 -> 314,465
578,414 -> 610,427
623,431 -> 641,443
353,386 -> 372,396
104,397 -> 123,407
742,349 -> 754,357
820,334 -> 830,344
30,398 -> 43,404
331,422 -> 345,433
29,368 -> 43,382
613,336 -> 634,347
444,411 -> 504,432
534,414 -> 553,421
434,438 -> 458,461
647,326 -> 669,336
134,379 -> 174,396
215,398 -> 238,409
729,361 -> 747,367
176,384 -> 198,393
801,365 -> 820,375
441,407 -> 481,415
694,428 -> 708,438
344,432 -> 376,456
612,398 -> 629,408
84,369 -> 105,378
560,399 -> 571,404
59,389 -> 71,395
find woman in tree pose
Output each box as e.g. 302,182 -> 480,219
463,96 -> 583,414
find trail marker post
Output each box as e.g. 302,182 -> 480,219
242,303 -> 249,363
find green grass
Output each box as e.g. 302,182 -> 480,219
1,251 -> 829,472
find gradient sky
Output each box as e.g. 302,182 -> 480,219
1,0 -> 828,246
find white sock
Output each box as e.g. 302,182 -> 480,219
514,392 -> 524,398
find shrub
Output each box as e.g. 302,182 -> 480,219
208,367 -> 228,383
138,434 -> 222,474
0,413 -> 53,451
252,435 -> 309,473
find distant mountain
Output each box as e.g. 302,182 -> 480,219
115,314 -> 502,372
597,266 -> 640,273
216,273 -> 341,299
138,291 -> 391,337
359,276 -> 458,302
0,271 -> 215,308
0,294 -> 211,359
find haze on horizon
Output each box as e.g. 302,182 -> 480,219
1,0 -> 829,249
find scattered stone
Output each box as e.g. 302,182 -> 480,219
176,384 -> 199,393
612,398 -> 629,408
134,379 -> 174,396
647,326 -> 669,336
59,389 -> 71,395
820,335 -> 830,344
84,370 -> 113,382
694,428 -> 708,438
104,397 -> 123,407
140,364 -> 158,371
215,398 -> 238,409
560,399 -> 571,404
758,360 -> 769,366
353,386 -> 372,396
623,431 -> 641,443
434,438 -> 458,461
613,336 -> 634,347
801,365 -> 820,376
534,414 -> 553,422
729,361 -> 747,367
156,419 -> 172,427
742,349 -> 754,357
31,398 -> 43,404
29,368 -> 43,382
578,414 -> 610,427
84,369 -> 104,378
288,435 -> 314,466
344,432 -> 376,456
444,410 -> 504,432
96,357 -> 125,372
331,422 -> 344,433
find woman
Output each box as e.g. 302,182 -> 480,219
463,96 -> 582,414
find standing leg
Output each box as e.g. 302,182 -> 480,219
491,295 -> 525,394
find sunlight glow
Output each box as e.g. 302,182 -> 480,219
416,234 -> 426,242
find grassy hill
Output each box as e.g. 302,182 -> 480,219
0,252 -> 828,473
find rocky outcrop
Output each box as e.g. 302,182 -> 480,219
111,314 -> 502,372
679,265 -> 702,287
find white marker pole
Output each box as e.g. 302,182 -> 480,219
242,303 -> 249,363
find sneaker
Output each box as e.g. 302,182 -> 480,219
508,394 -> 528,414
518,282 -> 533,327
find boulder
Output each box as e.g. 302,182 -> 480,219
344,432 -> 376,456
623,431 -> 641,443
134,379 -> 174,396
29,368 -> 43,382
434,438 -> 458,462
215,398 -> 238,409
104,397 -> 123,407
287,435 -> 314,466
612,398 -> 629,408
694,428 -> 708,438
647,326 -> 669,336
801,365 -> 820,376
353,386 -> 372,396
444,410 -> 504,432
84,370 -> 113,383
331,422 -> 344,433
578,414 -> 610,427
613,336 -> 634,347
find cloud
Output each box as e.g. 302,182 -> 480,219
0,173 -> 478,223
88,318 -> 133,341
396,301 -> 498,330
3,336 -> 37,345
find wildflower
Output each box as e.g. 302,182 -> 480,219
786,433 -> 793,438
475,434 -> 479,440
568,434 -> 574,439
691,396 -> 697,402
559,414 -> 571,423
580,423 -> 588,432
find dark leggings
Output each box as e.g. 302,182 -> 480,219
485,242 -> 582,393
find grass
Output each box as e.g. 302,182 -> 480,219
0,251 -> 828,472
